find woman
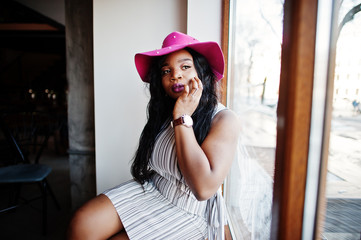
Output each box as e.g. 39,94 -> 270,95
68,31 -> 240,240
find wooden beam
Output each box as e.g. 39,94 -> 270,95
221,2 -> 232,238
0,23 -> 58,31
220,0 -> 230,105
271,0 -> 318,239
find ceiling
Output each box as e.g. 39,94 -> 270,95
0,0 -> 65,54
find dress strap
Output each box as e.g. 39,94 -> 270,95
212,103 -> 227,118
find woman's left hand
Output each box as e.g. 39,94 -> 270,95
173,76 -> 203,119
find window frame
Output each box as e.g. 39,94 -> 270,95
270,0 -> 318,239
221,0 -> 230,106
221,0 -> 335,239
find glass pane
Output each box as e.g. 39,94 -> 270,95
322,1 -> 361,239
225,0 -> 284,239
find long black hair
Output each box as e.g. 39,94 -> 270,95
131,48 -> 219,184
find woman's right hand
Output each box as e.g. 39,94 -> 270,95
173,77 -> 203,119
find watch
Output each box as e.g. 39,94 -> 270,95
171,114 -> 193,128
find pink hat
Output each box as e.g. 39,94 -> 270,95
135,31 -> 225,82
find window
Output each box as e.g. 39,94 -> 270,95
319,0 -> 361,239
222,0 -> 361,239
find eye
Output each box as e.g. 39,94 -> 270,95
161,69 -> 171,75
182,65 -> 191,70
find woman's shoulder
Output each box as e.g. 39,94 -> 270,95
205,103 -> 241,143
213,102 -> 227,116
212,103 -> 240,129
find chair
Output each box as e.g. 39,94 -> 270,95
0,112 -> 60,235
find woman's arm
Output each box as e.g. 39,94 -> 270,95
174,109 -> 241,201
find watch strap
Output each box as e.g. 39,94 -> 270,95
171,114 -> 193,128
172,117 -> 184,127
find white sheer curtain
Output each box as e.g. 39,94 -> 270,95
225,137 -> 273,240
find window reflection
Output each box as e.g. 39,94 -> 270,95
225,0 -> 283,239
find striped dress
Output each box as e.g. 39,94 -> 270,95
103,103 -> 227,240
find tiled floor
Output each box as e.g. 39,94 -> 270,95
323,198 -> 361,240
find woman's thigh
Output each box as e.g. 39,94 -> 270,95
68,194 -> 125,240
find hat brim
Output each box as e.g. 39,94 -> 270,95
135,41 -> 224,82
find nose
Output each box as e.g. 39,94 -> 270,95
171,69 -> 182,81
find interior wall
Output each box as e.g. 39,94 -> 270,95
93,0 -> 187,193
187,0 -> 222,45
94,0 -> 222,194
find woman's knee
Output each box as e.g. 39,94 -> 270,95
67,194 -> 123,239
68,202 -> 97,239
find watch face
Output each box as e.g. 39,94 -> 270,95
183,115 -> 193,127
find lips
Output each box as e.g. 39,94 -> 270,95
171,83 -> 184,93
